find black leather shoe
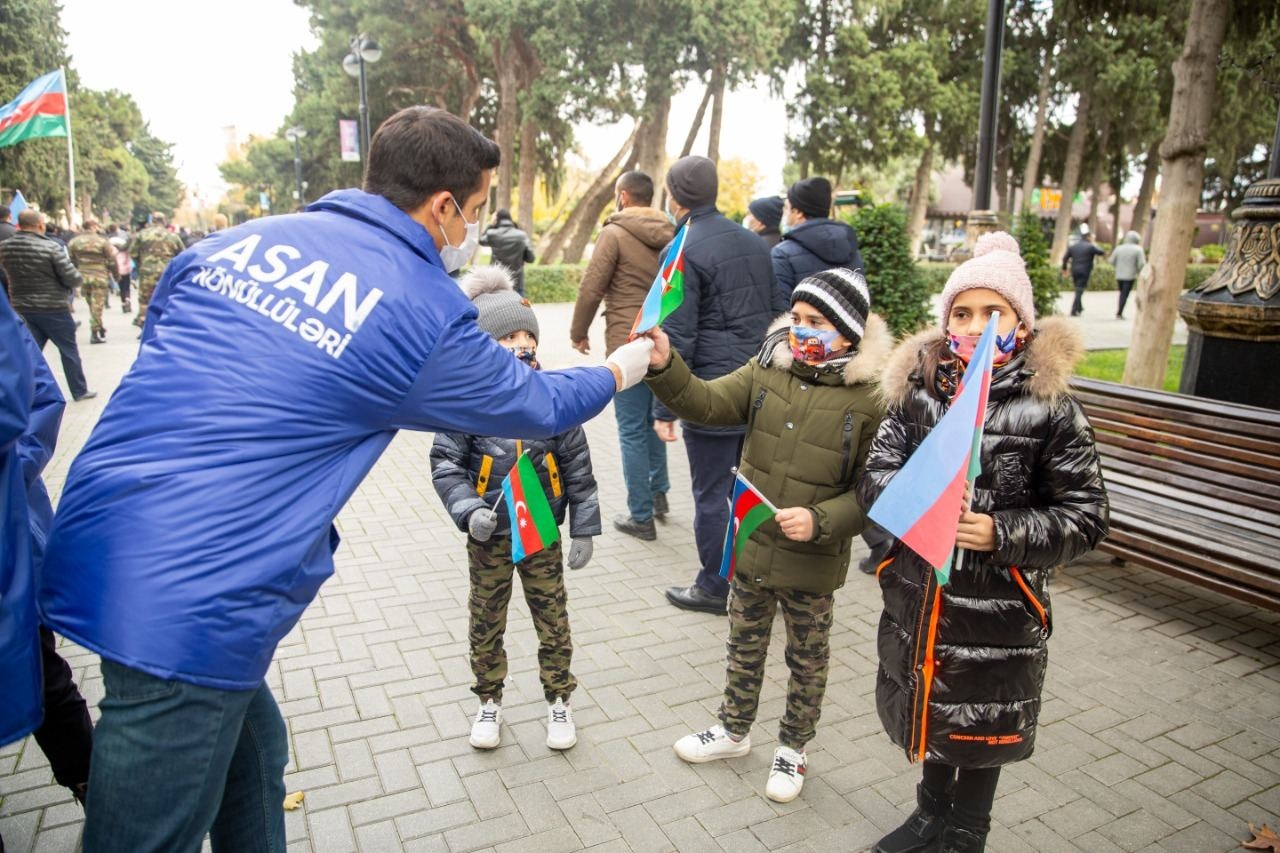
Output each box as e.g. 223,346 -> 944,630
73,391 -> 98,402
665,585 -> 728,614
613,515 -> 656,541
859,542 -> 891,575
653,492 -> 669,522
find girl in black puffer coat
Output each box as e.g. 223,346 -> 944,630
859,232 -> 1109,853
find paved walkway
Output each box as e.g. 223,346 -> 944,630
0,290 -> 1264,853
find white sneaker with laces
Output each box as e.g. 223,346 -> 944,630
546,697 -> 577,749
765,745 -> 806,802
673,725 -> 751,763
470,699 -> 501,749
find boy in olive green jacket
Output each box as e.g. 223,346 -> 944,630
643,268 -> 888,803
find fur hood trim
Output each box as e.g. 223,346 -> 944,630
761,312 -> 893,387
879,315 -> 1084,406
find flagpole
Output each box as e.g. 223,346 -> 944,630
730,467 -> 779,513
61,67 -> 77,226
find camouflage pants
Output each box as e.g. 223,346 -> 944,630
468,536 -> 575,703
133,277 -> 158,327
719,575 -> 834,750
83,278 -> 108,333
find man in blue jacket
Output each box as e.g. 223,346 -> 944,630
770,177 -> 864,299
655,156 -> 786,614
39,106 -> 653,853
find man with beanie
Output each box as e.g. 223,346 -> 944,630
480,208 -> 536,294
571,170 -> 674,541
771,177 -> 864,299
656,155 -> 787,615
1062,223 -> 1105,316
744,196 -> 785,249
37,106 -> 655,852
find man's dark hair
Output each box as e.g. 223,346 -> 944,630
0,205 -> 9,220
494,208 -> 513,223
617,170 -> 654,206
365,106 -> 501,212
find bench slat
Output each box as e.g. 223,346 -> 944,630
1106,478 -> 1280,537
1089,416 -> 1280,471
1108,510 -> 1279,576
1100,541 -> 1280,612
1096,444 -> 1280,504
1079,408 -> 1280,456
1102,528 -> 1280,597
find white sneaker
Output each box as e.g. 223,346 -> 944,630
673,725 -> 751,763
546,697 -> 577,750
470,699 -> 501,749
765,745 -> 806,803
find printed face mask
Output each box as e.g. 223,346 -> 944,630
948,325 -> 1021,364
789,325 -> 845,365
504,345 -> 539,370
438,197 -> 479,273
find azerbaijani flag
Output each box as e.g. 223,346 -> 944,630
501,452 -> 560,562
0,71 -> 69,150
630,222 -> 689,336
867,312 -> 1000,584
719,470 -> 778,581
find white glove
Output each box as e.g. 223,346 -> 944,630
606,338 -> 655,391
468,507 -> 498,542
567,537 -> 593,570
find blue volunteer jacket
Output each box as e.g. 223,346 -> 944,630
0,296 -> 41,745
40,189 -> 617,690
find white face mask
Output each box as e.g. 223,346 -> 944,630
438,196 -> 479,273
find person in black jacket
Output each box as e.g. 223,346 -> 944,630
479,209 -> 536,294
860,232 -> 1108,853
655,156 -> 787,614
1061,224 -> 1105,316
771,177 -> 864,299
743,196 -> 784,250
0,211 -> 96,401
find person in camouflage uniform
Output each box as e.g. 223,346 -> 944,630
129,212 -> 186,329
646,268 -> 890,804
67,220 -> 118,344
431,266 -> 599,754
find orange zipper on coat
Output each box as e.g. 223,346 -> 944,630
914,583 -> 943,761
907,566 -> 942,761
1010,567 -> 1048,636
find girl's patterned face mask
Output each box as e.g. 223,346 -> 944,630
505,346 -> 539,370
947,326 -> 1021,365
789,325 -> 845,365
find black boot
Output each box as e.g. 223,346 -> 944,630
938,825 -> 986,853
122,298 -> 132,313
873,784 -> 952,853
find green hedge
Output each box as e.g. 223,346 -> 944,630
916,261 -> 1218,292
525,264 -> 586,303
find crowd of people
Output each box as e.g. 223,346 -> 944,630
1,106 -> 1109,853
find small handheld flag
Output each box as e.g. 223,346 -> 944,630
718,470 -> 778,581
501,453 -> 560,562
0,70 -> 68,149
8,191 -> 27,225
630,222 -> 689,337
867,313 -> 1000,584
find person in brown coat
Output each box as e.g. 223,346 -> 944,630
571,170 -> 675,541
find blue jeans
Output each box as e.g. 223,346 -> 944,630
613,383 -> 669,522
684,430 -> 744,599
85,660 -> 287,853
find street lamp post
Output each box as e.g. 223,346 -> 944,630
285,126 -> 307,206
343,34 -> 382,162
963,0 -> 1007,250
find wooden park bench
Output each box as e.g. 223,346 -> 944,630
1070,377 -> 1280,612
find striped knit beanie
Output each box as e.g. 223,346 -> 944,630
791,268 -> 871,348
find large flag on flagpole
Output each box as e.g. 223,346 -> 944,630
718,469 -> 778,581
501,452 -> 561,563
868,312 -> 1000,585
630,222 -> 689,337
0,71 -> 69,149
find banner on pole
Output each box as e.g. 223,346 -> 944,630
339,120 -> 360,162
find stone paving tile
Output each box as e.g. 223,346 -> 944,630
1,301 -> 1276,852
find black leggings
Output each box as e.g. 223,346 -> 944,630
32,627 -> 94,791
923,760 -> 1001,835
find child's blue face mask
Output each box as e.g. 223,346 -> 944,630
948,326 -> 1021,364
504,345 -> 539,370
789,325 -> 845,365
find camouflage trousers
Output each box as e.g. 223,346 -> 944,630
467,536 -> 575,703
133,277 -> 158,328
83,278 -> 108,333
719,575 -> 834,750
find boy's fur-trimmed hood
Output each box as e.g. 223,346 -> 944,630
760,312 -> 893,386
879,315 -> 1084,407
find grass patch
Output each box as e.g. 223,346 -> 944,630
1076,345 -> 1186,392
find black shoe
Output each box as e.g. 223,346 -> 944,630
90,329 -> 106,344
873,784 -> 952,853
859,543 -> 891,575
665,585 -> 728,615
613,514 -> 656,541
653,492 -> 669,522
73,391 -> 98,402
938,825 -> 987,853
122,300 -> 131,313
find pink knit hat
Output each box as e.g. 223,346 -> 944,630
939,231 -> 1035,329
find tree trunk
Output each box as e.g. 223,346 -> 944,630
543,127 -> 638,264
1123,0 -> 1229,389
1019,21 -> 1056,211
517,117 -> 537,235
561,146 -> 641,264
1130,140 -> 1160,243
1110,158 -> 1124,246
1050,89 -> 1092,267
491,37 -> 517,212
635,80 -> 673,190
679,84 -> 713,159
906,136 -> 935,256
995,111 -> 1013,214
706,63 -> 727,164
1086,120 -> 1110,237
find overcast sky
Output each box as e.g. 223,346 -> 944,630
59,0 -> 790,200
